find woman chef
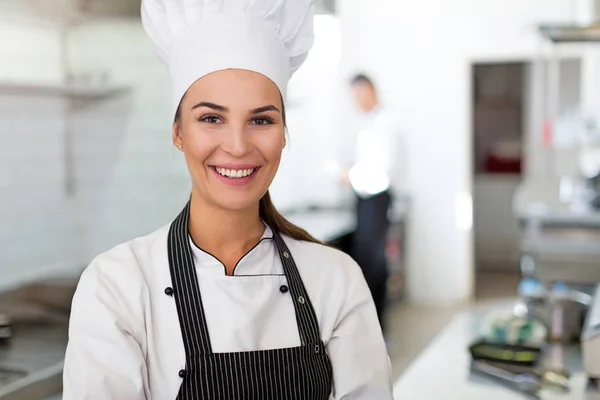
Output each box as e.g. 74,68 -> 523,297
62,0 -> 393,398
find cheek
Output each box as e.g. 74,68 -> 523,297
261,134 -> 285,163
183,127 -> 217,161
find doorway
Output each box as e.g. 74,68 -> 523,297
472,62 -> 525,298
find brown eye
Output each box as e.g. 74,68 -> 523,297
251,117 -> 275,126
199,115 -> 223,124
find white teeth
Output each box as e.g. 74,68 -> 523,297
215,167 -> 255,178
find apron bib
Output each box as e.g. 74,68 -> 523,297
166,202 -> 333,399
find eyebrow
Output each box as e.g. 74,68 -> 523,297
191,102 -> 280,115
251,105 -> 281,114
191,102 -> 228,112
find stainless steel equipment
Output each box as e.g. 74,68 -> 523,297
582,284 -> 600,379
470,360 -> 543,397
0,315 -> 10,345
514,179 -> 600,286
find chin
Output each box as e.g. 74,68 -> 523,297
212,196 -> 260,212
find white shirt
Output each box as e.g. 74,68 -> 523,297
350,106 -> 406,198
63,224 -> 393,399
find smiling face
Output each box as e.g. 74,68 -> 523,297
173,69 -> 286,212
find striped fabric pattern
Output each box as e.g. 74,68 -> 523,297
167,202 -> 333,399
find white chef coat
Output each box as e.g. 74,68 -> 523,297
350,106 -> 406,199
63,223 -> 393,399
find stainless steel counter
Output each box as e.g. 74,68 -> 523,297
285,208 -> 356,242
0,324 -> 66,400
283,200 -> 410,243
513,179 -> 600,285
393,302 -> 598,400
513,178 -> 600,226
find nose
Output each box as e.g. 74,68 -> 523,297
221,124 -> 252,157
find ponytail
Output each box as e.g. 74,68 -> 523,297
259,191 -> 323,244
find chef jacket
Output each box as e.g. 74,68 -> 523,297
63,223 -> 394,399
350,106 -> 406,199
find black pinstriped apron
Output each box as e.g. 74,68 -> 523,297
167,202 -> 333,399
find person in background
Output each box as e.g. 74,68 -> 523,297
343,73 -> 404,334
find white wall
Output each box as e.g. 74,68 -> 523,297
337,0 -> 578,304
270,15 -> 345,211
66,20 -> 190,261
0,15 -> 82,289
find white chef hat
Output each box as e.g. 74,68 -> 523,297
141,0 -> 315,118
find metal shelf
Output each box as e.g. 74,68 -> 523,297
539,22 -> 600,44
0,82 -> 130,100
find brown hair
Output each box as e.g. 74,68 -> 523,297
258,191 -> 323,244
175,96 -> 323,245
351,73 -> 375,88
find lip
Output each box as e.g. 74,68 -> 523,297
209,165 -> 261,187
211,163 -> 260,170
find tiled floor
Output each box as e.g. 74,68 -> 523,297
387,271 -> 520,381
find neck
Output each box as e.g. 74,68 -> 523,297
368,100 -> 379,112
188,193 -> 265,273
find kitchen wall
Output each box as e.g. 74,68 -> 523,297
272,15 -> 345,212
66,19 -> 189,261
0,14 -> 82,290
337,0 -> 579,304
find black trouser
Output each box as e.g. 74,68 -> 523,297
351,190 -> 392,333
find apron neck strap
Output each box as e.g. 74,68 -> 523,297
167,201 -> 322,357
168,201 -> 214,356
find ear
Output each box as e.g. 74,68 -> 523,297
172,122 -> 182,150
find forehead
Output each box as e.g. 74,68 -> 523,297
352,81 -> 373,91
185,69 -> 282,108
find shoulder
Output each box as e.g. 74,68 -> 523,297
280,236 -> 375,334
374,107 -> 401,133
84,225 -> 169,278
74,225 -> 171,312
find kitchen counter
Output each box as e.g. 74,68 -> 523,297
283,199 -> 410,243
513,179 -> 600,284
0,323 -> 66,400
513,179 -> 600,226
393,302 -> 597,400
0,279 -> 74,400
284,207 -> 356,243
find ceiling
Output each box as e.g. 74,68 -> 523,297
1,0 -> 334,22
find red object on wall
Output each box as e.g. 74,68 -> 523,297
543,120 -> 553,147
485,154 -> 521,174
